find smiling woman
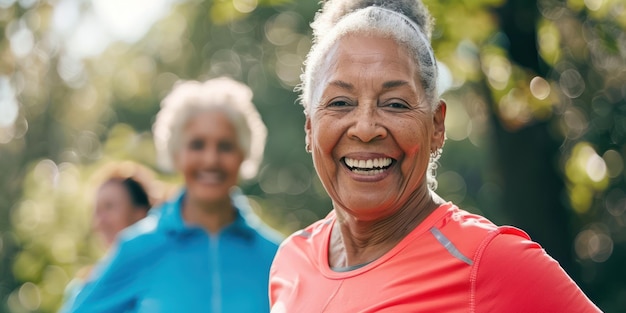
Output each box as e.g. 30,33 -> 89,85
306,34 -> 443,217
64,77 -> 282,313
269,0 -> 602,312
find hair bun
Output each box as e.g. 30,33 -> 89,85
312,0 -> 434,41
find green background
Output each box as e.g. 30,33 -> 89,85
1,0 -> 625,311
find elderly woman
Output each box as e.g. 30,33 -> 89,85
68,77 -> 281,313
269,0 -> 601,312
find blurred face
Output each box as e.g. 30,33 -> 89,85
174,111 -> 244,205
93,181 -> 147,246
306,34 -> 446,220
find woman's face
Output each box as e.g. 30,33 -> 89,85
93,181 -> 147,246
306,34 -> 446,220
174,111 -> 244,205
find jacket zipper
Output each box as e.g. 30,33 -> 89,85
210,234 -> 221,313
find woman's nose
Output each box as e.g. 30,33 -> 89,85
201,146 -> 220,165
346,106 -> 387,142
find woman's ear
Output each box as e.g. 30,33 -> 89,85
305,117 -> 312,153
171,145 -> 188,175
432,100 -> 447,150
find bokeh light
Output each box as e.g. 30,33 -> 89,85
559,69 -> 586,99
483,54 -> 512,91
605,188 -> 626,217
602,150 -> 623,178
18,282 -> 41,311
530,76 -> 551,100
233,0 -> 258,14
0,76 -> 19,129
575,226 -> 613,263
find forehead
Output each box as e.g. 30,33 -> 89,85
97,180 -> 128,199
335,35 -> 411,61
183,110 -> 238,139
317,34 -> 418,91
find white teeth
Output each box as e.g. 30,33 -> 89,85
344,157 -> 392,170
197,171 -> 222,184
345,158 -> 352,167
352,169 -> 384,176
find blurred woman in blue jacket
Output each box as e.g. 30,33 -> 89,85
66,77 -> 282,313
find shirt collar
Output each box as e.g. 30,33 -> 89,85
157,188 -> 256,241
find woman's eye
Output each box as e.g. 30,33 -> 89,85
385,102 -> 409,109
189,139 -> 204,150
329,100 -> 350,107
218,141 -> 235,152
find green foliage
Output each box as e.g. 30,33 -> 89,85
1,0 -> 625,311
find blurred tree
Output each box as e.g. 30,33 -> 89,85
489,0 -> 577,279
0,0 -> 624,312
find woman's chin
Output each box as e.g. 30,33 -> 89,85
187,186 -> 231,204
335,198 -> 395,219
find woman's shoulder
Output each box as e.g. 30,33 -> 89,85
229,191 -> 284,249
433,204 -> 530,242
470,228 -> 601,312
116,213 -> 165,247
425,204 -> 531,266
435,205 -> 578,282
115,196 -> 183,245
102,210 -> 176,273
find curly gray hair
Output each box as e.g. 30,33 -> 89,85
152,77 -> 267,180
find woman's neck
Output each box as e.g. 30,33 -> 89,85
181,195 -> 236,234
329,186 -> 445,268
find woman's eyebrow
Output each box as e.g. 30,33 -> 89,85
329,80 -> 354,91
382,80 -> 409,90
328,80 -> 410,90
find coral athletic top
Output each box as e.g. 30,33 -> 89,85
269,203 -> 601,313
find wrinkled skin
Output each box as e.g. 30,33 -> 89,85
305,34 -> 447,267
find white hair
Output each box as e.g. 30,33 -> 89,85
301,3 -> 438,115
152,77 -> 267,180
300,0 -> 443,189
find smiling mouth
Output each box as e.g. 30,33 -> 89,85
196,170 -> 225,184
342,157 -> 394,175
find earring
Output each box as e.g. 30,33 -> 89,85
305,143 -> 311,153
430,147 -> 441,159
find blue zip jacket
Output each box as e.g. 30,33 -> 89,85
65,189 -> 281,313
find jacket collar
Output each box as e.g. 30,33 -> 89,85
156,187 -> 257,241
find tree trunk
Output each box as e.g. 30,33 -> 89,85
489,0 -> 579,279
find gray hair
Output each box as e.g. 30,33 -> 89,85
300,0 -> 443,189
152,77 -> 267,180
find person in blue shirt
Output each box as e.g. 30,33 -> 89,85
61,161 -> 157,311
65,77 -> 282,313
